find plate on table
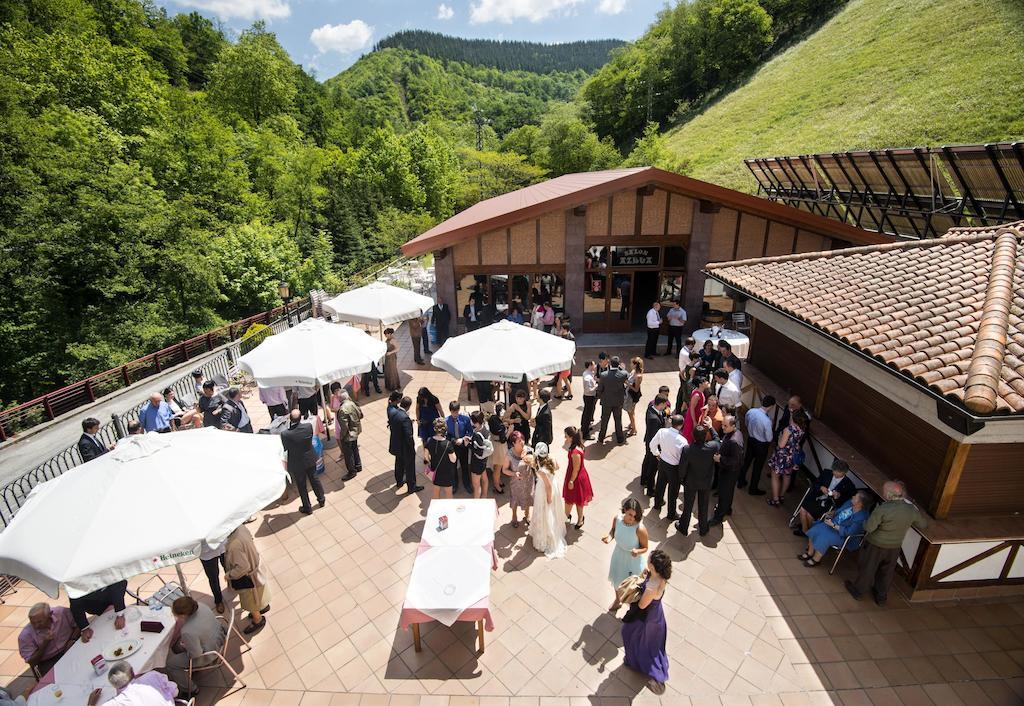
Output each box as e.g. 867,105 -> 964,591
102,638 -> 142,661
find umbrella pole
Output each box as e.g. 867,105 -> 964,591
176,563 -> 190,596
320,386 -> 337,449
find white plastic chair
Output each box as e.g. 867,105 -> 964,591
730,311 -> 751,333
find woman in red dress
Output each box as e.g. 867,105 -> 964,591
562,426 -> 594,531
682,377 -> 709,443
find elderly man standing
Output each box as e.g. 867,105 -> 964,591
87,662 -> 176,706
336,391 -> 364,481
19,603 -> 79,676
846,481 -> 928,606
139,393 -> 172,433
596,356 -> 629,445
280,410 -> 325,514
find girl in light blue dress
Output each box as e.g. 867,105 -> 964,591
603,497 -> 650,611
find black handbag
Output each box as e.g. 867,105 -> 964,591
229,574 -> 255,590
622,601 -> 648,623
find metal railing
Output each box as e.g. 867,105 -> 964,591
0,299 -> 309,442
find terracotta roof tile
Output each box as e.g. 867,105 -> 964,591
705,221 -> 1024,416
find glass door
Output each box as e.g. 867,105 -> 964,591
607,271 -> 634,333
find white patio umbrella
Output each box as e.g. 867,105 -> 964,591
237,318 -> 387,388
431,319 -> 576,382
322,281 -> 434,327
0,429 -> 287,598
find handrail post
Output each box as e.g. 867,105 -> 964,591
153,353 -> 162,373
85,379 -> 96,403
121,366 -> 131,386
111,412 -> 126,439
43,397 -> 55,421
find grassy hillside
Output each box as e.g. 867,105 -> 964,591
664,0 -> 1024,192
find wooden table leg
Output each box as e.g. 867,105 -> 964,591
412,623 -> 421,652
477,619 -> 485,653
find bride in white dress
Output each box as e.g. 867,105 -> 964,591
528,442 -> 567,559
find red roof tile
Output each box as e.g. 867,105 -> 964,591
705,222 -> 1024,416
401,166 -> 886,257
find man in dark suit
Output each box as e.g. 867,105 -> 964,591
677,425 -> 721,536
532,389 -> 554,448
641,395 -> 670,494
710,415 -> 745,526
77,418 -> 111,462
390,396 -> 422,495
431,301 -> 451,347
596,356 -> 629,444
280,410 -> 325,514
70,580 -> 128,641
463,293 -> 483,332
219,388 -> 253,433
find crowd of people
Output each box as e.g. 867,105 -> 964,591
51,298 -> 937,698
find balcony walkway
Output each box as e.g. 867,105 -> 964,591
1,326 -> 1022,706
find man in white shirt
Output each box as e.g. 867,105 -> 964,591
725,356 -> 743,391
644,302 -> 662,360
580,360 -> 598,440
713,369 -> 742,410
663,301 -> 687,356
739,394 -> 775,496
258,385 -> 288,420
649,415 -> 689,519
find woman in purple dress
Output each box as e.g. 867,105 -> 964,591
621,548 -> 671,692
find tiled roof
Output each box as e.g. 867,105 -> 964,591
705,222 -> 1024,416
401,166 -> 884,257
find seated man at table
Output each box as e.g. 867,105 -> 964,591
88,662 -> 177,706
164,597 -> 225,695
69,580 -> 127,642
18,603 -> 79,676
139,393 -> 172,433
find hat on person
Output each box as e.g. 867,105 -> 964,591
191,369 -> 203,377
534,442 -> 549,458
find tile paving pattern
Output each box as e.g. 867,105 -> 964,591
2,326 -> 1023,705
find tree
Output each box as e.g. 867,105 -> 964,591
499,124 -> 544,164
456,148 -> 546,208
623,122 -> 688,173
207,21 -> 296,125
172,11 -> 225,88
212,221 -> 302,319
403,124 -> 461,219
538,104 -> 621,176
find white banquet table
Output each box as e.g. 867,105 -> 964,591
400,499 -> 497,652
30,607 -> 175,706
692,327 -> 751,359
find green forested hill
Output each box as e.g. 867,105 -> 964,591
663,0 -> 1024,191
374,31 -> 624,73
326,48 -> 587,138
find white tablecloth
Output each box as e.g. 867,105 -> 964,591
422,499 -> 497,548
405,546 -> 492,626
41,607 -> 174,701
693,328 -> 750,359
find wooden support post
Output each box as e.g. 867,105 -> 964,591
477,620 -> 485,653
813,361 -> 831,418
932,439 -> 971,519
411,623 -> 421,652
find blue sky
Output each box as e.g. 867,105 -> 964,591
156,0 -> 665,79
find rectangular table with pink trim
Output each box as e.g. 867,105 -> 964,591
399,499 -> 497,653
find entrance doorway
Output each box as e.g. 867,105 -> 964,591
582,245 -> 687,333
631,271 -> 660,329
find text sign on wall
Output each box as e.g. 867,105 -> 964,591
611,246 -> 660,268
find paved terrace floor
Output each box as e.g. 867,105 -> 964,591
2,326 -> 1023,706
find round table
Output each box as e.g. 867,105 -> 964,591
692,328 -> 750,359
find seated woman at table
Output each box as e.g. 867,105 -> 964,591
164,597 -> 225,695
88,662 -> 176,706
697,340 -> 720,378
18,603 -> 79,676
799,491 -> 873,567
162,388 -> 201,430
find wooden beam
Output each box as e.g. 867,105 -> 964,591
663,191 -> 672,236
813,361 -> 831,417
932,440 -> 971,519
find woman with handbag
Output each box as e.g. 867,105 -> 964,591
223,525 -> 271,635
621,549 -> 671,692
623,357 -> 644,437
767,409 -> 809,507
424,418 -> 457,499
487,402 -> 509,494
603,497 -> 648,611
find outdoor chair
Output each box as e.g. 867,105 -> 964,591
730,311 -> 751,333
175,698 -> 195,706
827,532 -> 866,575
184,609 -> 250,694
788,486 -> 813,529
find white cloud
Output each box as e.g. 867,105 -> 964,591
469,0 -> 583,24
310,20 -> 374,54
437,3 -> 455,19
176,0 -> 290,20
597,0 -> 626,15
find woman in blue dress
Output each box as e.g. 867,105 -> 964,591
799,490 -> 872,567
415,387 -> 444,443
603,497 -> 649,611
621,548 -> 671,692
